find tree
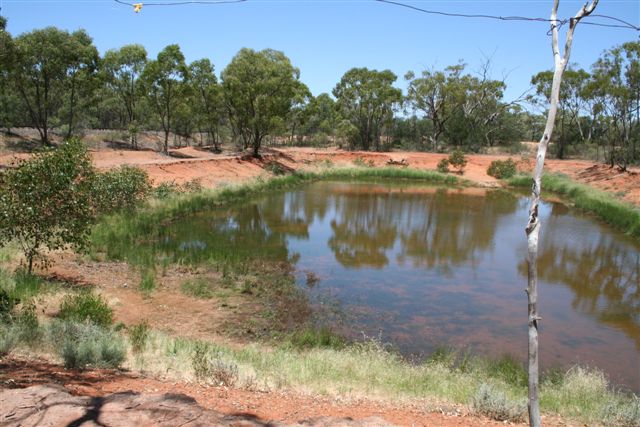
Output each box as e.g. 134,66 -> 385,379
303,93 -> 338,139
188,58 -> 224,151
11,27 -> 98,145
0,139 -> 96,273
333,68 -> 402,151
530,68 -> 590,158
221,48 -> 302,157
141,44 -> 189,154
102,44 -> 147,148
405,64 -> 466,151
524,2 -> 598,426
0,17 -> 22,133
589,41 -> 640,169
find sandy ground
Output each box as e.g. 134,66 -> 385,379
0,136 -> 638,426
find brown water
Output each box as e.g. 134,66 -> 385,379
157,181 -> 640,391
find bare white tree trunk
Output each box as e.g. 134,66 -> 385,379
526,1 -> 598,426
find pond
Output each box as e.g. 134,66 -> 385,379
155,181 -> 640,391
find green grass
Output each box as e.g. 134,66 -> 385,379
129,331 -> 639,426
508,173 -> 640,239
181,278 -> 214,299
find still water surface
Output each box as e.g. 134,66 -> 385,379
158,182 -> 640,391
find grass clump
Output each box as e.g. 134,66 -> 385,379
508,173 -> 640,239
487,158 -> 517,179
129,319 -> 150,353
49,320 -> 126,370
0,323 -> 20,357
139,270 -> 156,293
58,291 -> 114,327
191,342 -> 239,386
286,327 -> 346,350
471,383 -> 526,422
181,278 -> 213,299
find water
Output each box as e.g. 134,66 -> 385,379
154,181 -> 640,391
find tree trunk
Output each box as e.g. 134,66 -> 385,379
525,2 -> 598,427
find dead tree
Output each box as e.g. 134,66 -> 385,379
525,1 -> 598,426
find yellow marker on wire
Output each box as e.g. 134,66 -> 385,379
133,3 -> 143,13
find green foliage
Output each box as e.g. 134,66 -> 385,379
222,48 -> 303,157
181,278 -> 213,299
58,291 -> 114,327
264,162 -> 286,176
92,166 -> 151,214
486,355 -> 527,388
508,173 -> 640,239
436,158 -> 450,173
49,320 -> 126,369
447,150 -> 467,172
139,270 -> 156,293
0,323 -> 19,357
129,319 -> 150,353
286,327 -> 345,350
333,67 -> 402,151
191,342 -> 238,386
153,182 -> 181,199
487,158 -> 517,179
471,383 -> 526,422
0,139 -> 96,272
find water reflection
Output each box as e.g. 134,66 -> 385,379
148,181 -> 639,390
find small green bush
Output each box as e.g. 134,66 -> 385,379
139,270 -> 156,293
191,342 -> 238,386
50,321 -> 126,370
287,327 -> 345,350
437,158 -> 450,173
153,181 -> 180,199
92,166 -> 151,215
182,179 -> 204,193
448,150 -> 467,173
181,278 -> 213,299
15,302 -> 42,344
487,158 -> 517,179
129,319 -> 150,353
471,383 -> 526,422
0,323 -> 19,357
58,291 -> 113,327
601,397 -> 640,427
265,162 -> 286,176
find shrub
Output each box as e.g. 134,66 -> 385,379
58,291 -> 114,327
92,165 -> 151,215
487,158 -> 517,179
601,397 -> 640,427
181,278 -> 213,299
0,323 -> 19,357
139,270 -> 156,293
436,158 -> 450,173
15,302 -> 42,344
49,321 -> 126,370
191,342 -> 238,386
129,320 -> 150,353
0,138 -> 96,273
447,150 -> 467,173
182,179 -> 203,193
471,383 -> 526,422
153,181 -> 180,199
265,162 -> 286,176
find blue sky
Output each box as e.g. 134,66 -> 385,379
2,0 -> 639,101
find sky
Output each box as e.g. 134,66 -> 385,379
2,0 -> 639,102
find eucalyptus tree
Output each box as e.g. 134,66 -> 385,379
189,58 -> 224,151
11,27 -> 99,145
286,82 -> 312,145
589,41 -> 640,169
530,68 -> 590,158
405,64 -> 466,151
333,67 -> 402,151
221,48 -> 302,157
61,29 -> 99,139
0,17 -> 21,133
141,44 -> 189,154
303,93 -> 338,141
102,44 -> 147,148
524,2 -> 598,426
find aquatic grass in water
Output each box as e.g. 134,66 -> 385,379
508,173 -> 640,239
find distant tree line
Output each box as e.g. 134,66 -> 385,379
0,19 -> 637,166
